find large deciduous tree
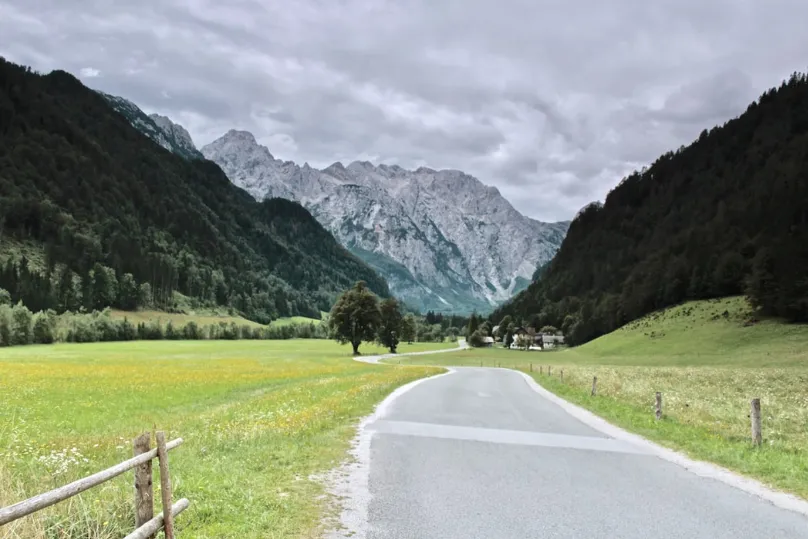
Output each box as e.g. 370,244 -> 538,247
328,281 -> 381,355
377,297 -> 403,353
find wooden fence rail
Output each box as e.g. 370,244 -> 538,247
0,432 -> 187,538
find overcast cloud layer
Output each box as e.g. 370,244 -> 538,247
2,0 -> 808,221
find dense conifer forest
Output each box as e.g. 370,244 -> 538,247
0,59 -> 389,323
494,72 -> 808,344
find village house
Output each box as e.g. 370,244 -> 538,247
510,327 -> 565,349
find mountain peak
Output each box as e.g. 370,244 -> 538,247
203,130 -> 275,162
203,144 -> 569,313
147,113 -> 200,159
223,129 -> 258,144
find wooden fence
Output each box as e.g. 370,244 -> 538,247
0,431 -> 189,538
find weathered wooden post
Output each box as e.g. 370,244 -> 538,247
560,369 -> 563,381
529,363 -> 533,373
751,398 -> 762,446
156,432 -> 175,539
655,392 -> 662,420
548,366 -> 552,376
591,376 -> 598,396
540,366 -> 543,375
133,433 -> 154,537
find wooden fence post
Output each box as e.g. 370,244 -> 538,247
591,376 -> 597,396
655,392 -> 662,420
548,366 -> 552,376
540,366 -> 543,375
529,363 -> 533,372
560,369 -> 563,381
156,432 -> 175,539
751,398 -> 762,446
133,433 -> 154,537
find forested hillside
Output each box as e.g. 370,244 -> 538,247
0,59 -> 389,322
494,72 -> 808,344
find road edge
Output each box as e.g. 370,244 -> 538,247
515,370 -> 808,519
323,344 -> 465,538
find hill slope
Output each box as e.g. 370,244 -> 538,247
0,58 -> 388,322
495,72 -> 808,343
563,296 -> 808,367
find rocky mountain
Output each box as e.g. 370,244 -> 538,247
201,130 -> 569,313
95,92 -> 569,313
98,93 -> 204,160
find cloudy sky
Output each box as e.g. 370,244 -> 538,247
2,0 -> 807,221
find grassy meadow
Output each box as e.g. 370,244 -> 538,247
108,310 -> 322,329
0,339 -> 448,538
396,297 -> 808,499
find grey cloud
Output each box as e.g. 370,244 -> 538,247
2,0 -> 808,221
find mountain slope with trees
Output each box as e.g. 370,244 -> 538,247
493,72 -> 808,344
0,58 -> 389,322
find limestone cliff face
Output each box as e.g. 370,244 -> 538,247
202,130 -> 569,313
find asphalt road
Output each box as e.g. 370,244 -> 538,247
356,367 -> 808,538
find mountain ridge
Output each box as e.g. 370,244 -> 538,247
201,129 -> 569,313
99,92 -> 205,160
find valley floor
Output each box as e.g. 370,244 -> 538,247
395,297 -> 808,500
0,339 -> 449,538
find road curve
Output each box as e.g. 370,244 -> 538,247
354,340 -> 468,364
329,367 -> 808,539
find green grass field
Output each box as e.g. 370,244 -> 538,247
0,339 -> 449,538
108,309 -> 266,328
396,297 -> 808,499
109,310 -> 322,329
269,316 -> 323,328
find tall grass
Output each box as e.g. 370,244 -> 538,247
0,340 -> 446,537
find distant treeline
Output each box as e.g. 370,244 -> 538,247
0,291 -> 327,347
494,72 -> 808,345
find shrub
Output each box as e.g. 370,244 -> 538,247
93,314 -> 121,342
11,302 -> 33,345
165,322 -> 179,340
468,329 -> 486,348
0,305 -> 11,346
118,318 -> 137,341
32,311 -> 57,344
182,321 -> 202,340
